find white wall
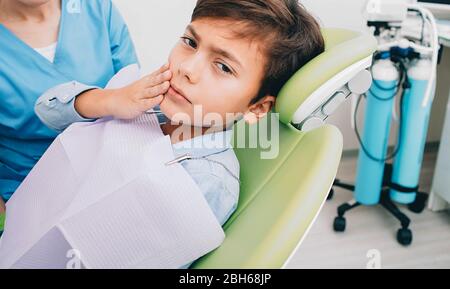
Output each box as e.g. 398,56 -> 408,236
113,0 -> 197,73
113,0 -> 450,150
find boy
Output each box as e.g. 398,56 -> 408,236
4,0 -> 324,262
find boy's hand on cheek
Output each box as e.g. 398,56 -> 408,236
106,63 -> 172,119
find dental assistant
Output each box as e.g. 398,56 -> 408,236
0,0 -> 139,207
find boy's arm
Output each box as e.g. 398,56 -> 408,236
35,65 -> 171,132
34,81 -> 99,133
74,67 -> 170,120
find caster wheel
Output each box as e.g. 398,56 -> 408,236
408,194 -> 428,214
397,228 -> 413,246
327,189 -> 334,201
333,216 -> 346,232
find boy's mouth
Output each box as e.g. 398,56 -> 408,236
167,84 -> 192,104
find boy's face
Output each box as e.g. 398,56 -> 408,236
160,18 -> 275,128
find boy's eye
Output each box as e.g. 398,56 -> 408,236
181,36 -> 197,49
216,62 -> 233,75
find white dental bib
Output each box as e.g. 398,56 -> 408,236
0,67 -> 225,269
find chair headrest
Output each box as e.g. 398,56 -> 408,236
275,28 -> 377,125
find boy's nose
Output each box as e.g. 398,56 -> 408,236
179,56 -> 203,84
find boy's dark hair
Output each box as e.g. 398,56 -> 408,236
192,0 -> 325,103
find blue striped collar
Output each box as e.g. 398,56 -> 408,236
156,110 -> 233,159
171,129 -> 233,159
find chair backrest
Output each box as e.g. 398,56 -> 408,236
276,28 -> 378,125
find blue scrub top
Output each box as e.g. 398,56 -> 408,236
0,0 -> 138,201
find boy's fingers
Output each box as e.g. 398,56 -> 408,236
160,62 -> 170,72
144,70 -> 172,87
141,95 -> 164,110
156,62 -> 169,74
159,70 -> 172,83
148,63 -> 170,78
143,81 -> 170,99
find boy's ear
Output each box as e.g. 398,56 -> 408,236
243,95 -> 276,125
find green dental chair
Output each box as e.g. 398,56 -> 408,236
191,28 -> 377,269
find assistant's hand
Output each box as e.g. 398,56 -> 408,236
75,63 -> 172,119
